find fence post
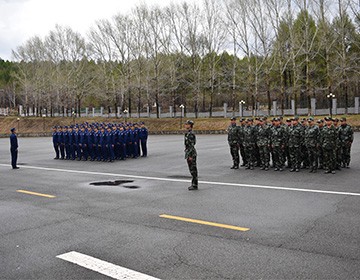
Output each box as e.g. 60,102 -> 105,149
354,97 -> 359,114
291,100 -> 295,116
332,98 -> 337,115
311,98 -> 316,116
272,101 -> 277,116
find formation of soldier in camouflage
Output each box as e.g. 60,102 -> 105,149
184,120 -> 198,190
227,116 -> 354,174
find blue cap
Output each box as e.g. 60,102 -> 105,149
10,127 -> 16,132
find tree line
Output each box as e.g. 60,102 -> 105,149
0,0 -> 359,117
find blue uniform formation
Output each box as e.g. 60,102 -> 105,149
52,122 -> 148,162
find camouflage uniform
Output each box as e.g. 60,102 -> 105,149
256,123 -> 271,170
243,120 -> 256,169
304,120 -> 320,172
338,120 -> 353,168
300,120 -> 309,168
321,122 -> 337,173
288,121 -> 304,171
271,121 -> 286,170
284,121 -> 292,168
184,127 -> 198,188
317,120 -> 325,169
228,122 -> 240,169
238,121 -> 247,166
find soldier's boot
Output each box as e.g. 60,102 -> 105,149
230,165 -> 236,169
290,168 -> 295,172
309,167 -> 313,173
234,165 -> 239,169
188,186 -> 198,191
331,170 -> 336,174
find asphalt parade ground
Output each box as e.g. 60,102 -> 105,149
1,134 -> 360,280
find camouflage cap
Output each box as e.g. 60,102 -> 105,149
307,117 -> 314,122
230,117 -> 236,121
340,117 -> 347,122
185,120 -> 194,125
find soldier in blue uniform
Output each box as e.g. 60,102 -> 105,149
87,126 -> 95,161
63,126 -> 70,160
118,126 -> 127,160
79,126 -> 88,161
73,126 -> 80,160
129,124 -> 139,158
139,122 -> 148,157
92,126 -> 100,161
10,128 -> 19,169
57,126 -> 65,160
106,126 -> 115,162
99,126 -> 107,161
52,126 -> 59,159
68,126 -> 75,160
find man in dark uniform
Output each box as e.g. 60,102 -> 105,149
10,128 -> 19,169
119,126 -> 127,160
106,126 -> 115,162
238,118 -> 247,167
227,117 -> 240,169
52,126 -> 59,159
243,118 -> 256,170
63,126 -> 70,160
57,126 -> 65,160
304,117 -> 320,173
271,117 -> 286,171
321,117 -> 338,174
338,117 -> 354,168
288,117 -> 304,172
139,122 -> 148,157
184,120 -> 198,190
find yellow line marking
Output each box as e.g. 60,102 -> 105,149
16,190 -> 56,198
159,214 -> 250,232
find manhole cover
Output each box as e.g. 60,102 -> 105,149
90,180 -> 134,186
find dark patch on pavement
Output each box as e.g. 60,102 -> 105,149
90,180 -> 136,187
167,175 -> 192,179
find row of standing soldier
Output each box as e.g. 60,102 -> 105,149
52,122 -> 148,162
228,116 -> 354,174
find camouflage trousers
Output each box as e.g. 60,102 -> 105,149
289,145 -> 302,169
323,148 -> 336,171
272,146 -> 284,168
258,145 -> 270,168
301,145 -> 309,167
244,145 -> 256,167
306,146 -> 318,169
317,146 -> 324,168
229,143 -> 240,167
187,156 -> 198,187
340,143 -> 352,166
239,144 -> 247,165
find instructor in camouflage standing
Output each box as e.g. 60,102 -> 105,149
184,120 -> 198,190
227,117 -> 240,169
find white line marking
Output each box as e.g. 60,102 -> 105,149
57,251 -> 160,280
1,163 -> 360,197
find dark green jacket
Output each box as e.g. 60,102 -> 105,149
184,130 -> 197,159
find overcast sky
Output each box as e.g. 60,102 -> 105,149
0,0 -> 191,61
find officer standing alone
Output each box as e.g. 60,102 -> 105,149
10,128 -> 19,169
184,120 -> 198,191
